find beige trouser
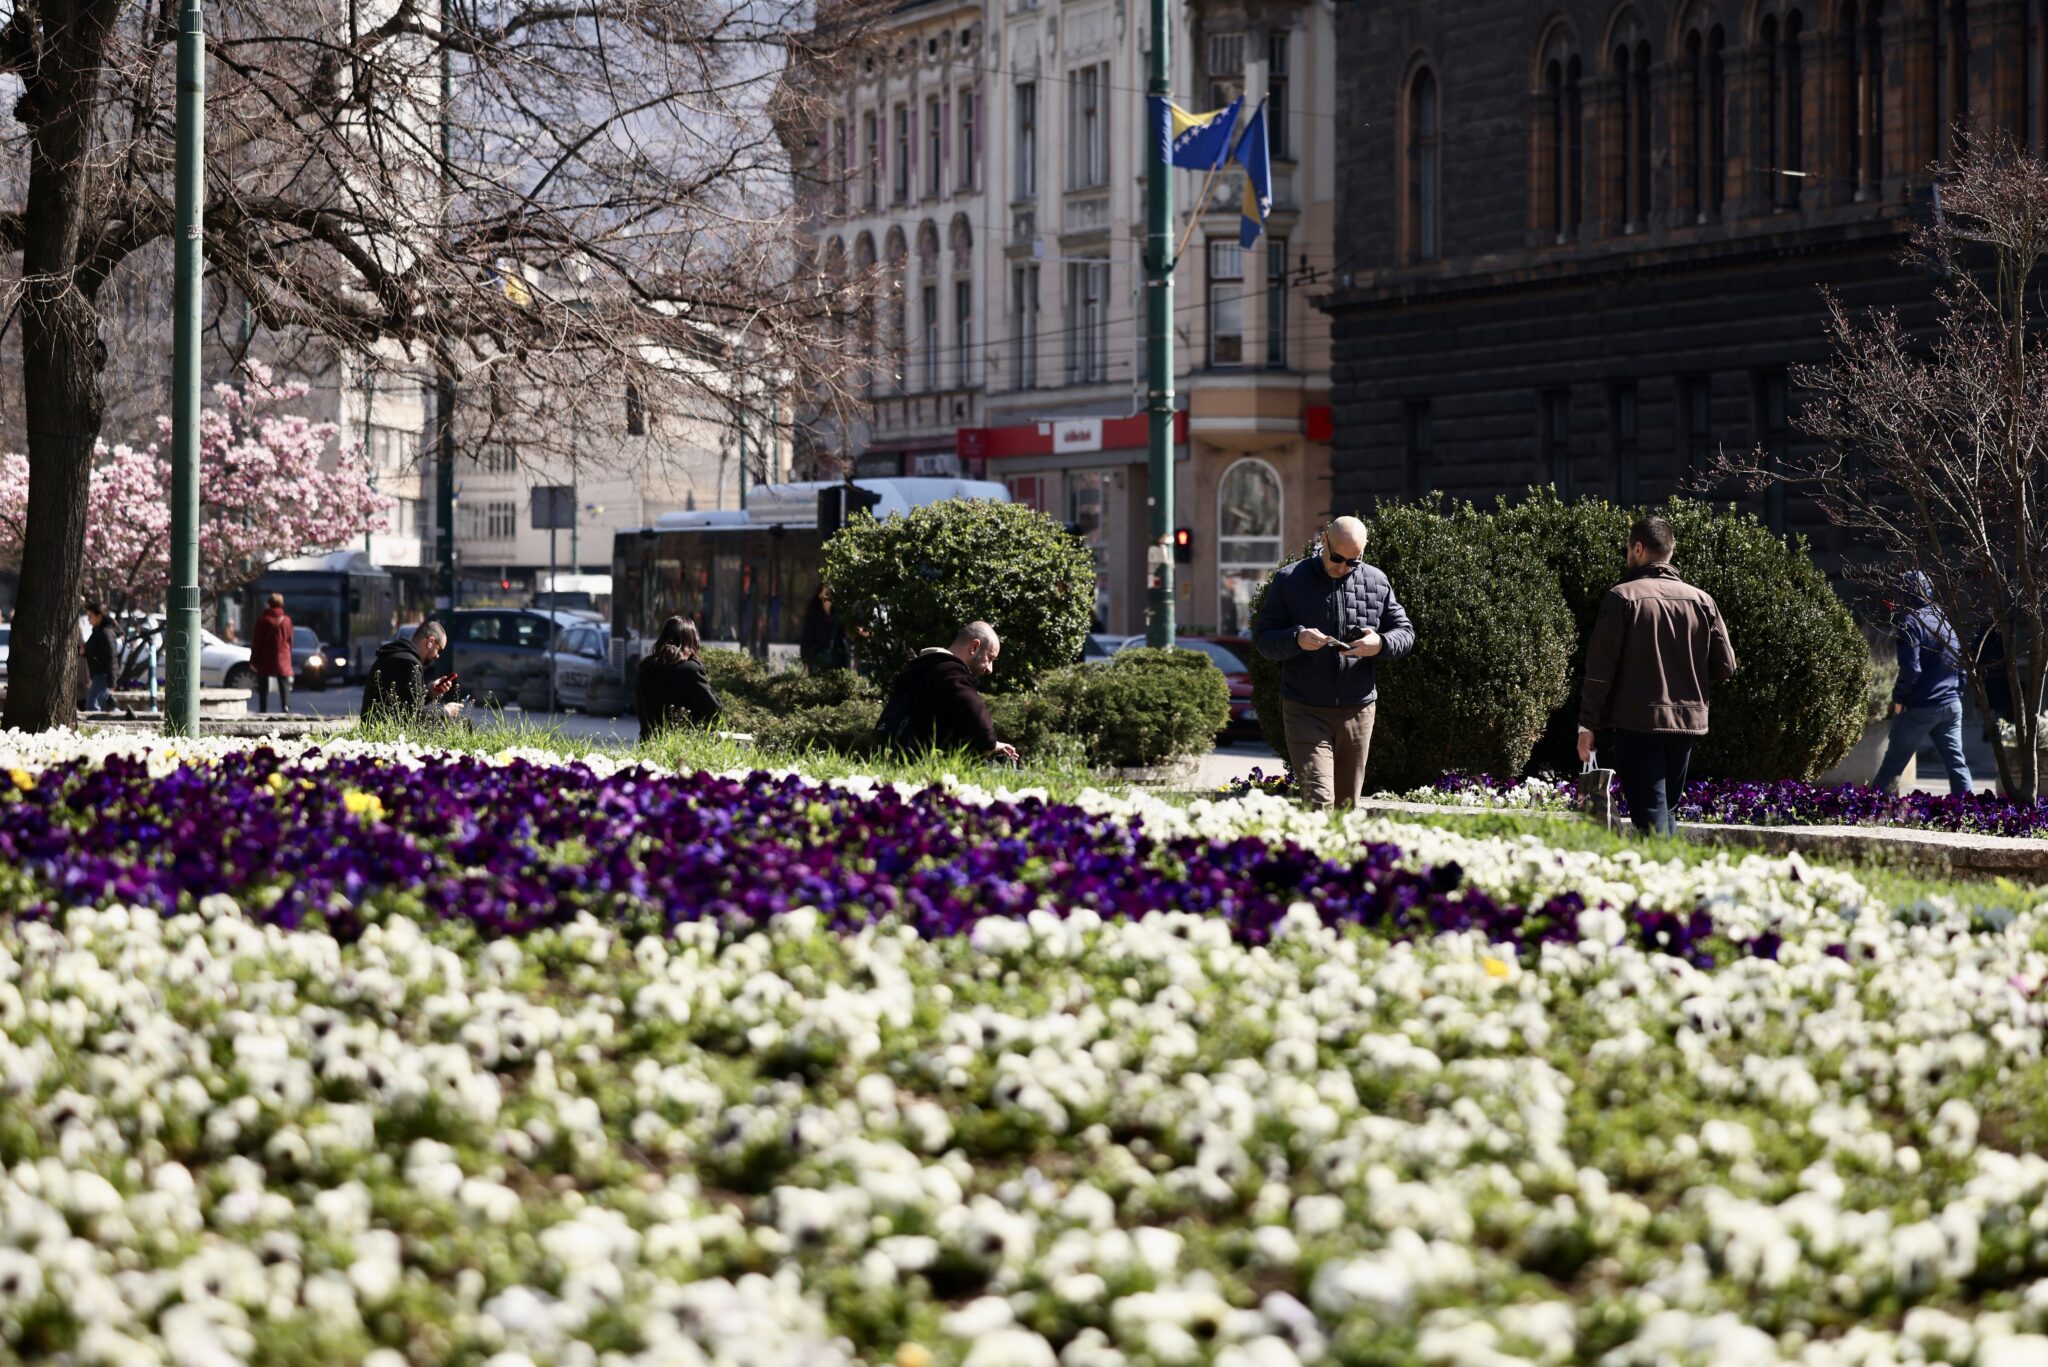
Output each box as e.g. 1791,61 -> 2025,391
1281,698 -> 1378,808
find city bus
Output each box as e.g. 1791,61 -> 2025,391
247,550 -> 397,681
611,478 -> 1010,669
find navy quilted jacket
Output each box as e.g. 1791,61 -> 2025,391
1252,557 -> 1416,706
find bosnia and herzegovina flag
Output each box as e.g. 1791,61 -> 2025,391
1149,94 -> 1243,172
1233,100 -> 1273,248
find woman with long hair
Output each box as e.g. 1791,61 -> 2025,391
636,616 -> 721,740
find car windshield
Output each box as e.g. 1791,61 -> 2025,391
292,628 -> 318,649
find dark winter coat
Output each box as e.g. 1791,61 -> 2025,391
363,636 -> 431,722
799,598 -> 852,673
83,621 -> 116,680
252,607 -> 294,678
1250,557 -> 1416,707
636,656 -> 722,739
886,649 -> 1001,754
1891,573 -> 1966,711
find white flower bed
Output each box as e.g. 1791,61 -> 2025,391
0,731 -> 2037,1364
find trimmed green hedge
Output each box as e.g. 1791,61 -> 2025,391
821,499 -> 1097,695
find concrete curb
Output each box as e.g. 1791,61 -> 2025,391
1347,800 -> 2048,881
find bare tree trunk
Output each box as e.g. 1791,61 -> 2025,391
2,0 -> 120,732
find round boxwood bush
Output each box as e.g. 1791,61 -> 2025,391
823,499 -> 1097,694
1245,506 -> 1574,791
1070,647 -> 1230,768
1493,491 -> 1866,781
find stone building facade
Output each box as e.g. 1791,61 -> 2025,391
1320,0 -> 2041,547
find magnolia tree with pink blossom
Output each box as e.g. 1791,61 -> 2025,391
0,368 -> 391,612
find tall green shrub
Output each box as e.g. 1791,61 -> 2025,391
1493,492 -> 1866,781
822,499 -> 1097,694
1244,506 -> 1574,790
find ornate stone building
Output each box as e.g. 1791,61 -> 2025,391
1321,0 -> 2037,548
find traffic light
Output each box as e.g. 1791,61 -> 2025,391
818,484 -> 883,537
1173,527 -> 1193,565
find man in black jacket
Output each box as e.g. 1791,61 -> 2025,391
362,621 -> 460,725
882,622 -> 1019,761
1252,517 -> 1417,807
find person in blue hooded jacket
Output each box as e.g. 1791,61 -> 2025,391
1874,571 -> 1974,796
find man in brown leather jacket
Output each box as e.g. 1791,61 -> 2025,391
1576,516 -> 1738,836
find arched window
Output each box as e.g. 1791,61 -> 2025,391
1758,10 -> 1804,208
2028,0 -> 2042,156
1842,2 -> 1885,196
1537,35 -> 1583,242
883,227 -> 908,396
1936,0 -> 1968,161
1216,459 -> 1283,634
1406,66 -> 1441,262
1611,28 -> 1653,232
1782,11 -> 1805,205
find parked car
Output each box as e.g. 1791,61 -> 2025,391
291,626 -> 333,691
542,623 -> 612,711
1080,633 -> 1121,664
0,622 -> 10,678
109,616 -> 256,690
1114,634 -> 1259,738
427,608 -> 566,707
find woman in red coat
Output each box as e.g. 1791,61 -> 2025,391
251,594 -> 295,712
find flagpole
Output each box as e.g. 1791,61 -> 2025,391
1144,0 -> 1174,649
1174,159 -> 1226,264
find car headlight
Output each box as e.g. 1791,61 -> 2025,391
307,655 -> 323,668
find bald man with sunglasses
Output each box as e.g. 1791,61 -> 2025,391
1252,516 -> 1416,807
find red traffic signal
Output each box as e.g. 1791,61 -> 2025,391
1173,527 -> 1193,565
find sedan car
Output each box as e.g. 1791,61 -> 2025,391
1114,634 -> 1260,738
427,608 -> 564,706
0,622 -> 9,678
291,626 -> 333,691
106,616 -> 256,689
542,623 -> 612,711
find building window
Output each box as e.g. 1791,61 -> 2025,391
1934,1 -> 1970,162
863,111 -> 879,210
468,442 -> 518,475
2029,0 -> 2043,157
892,104 -> 910,203
1006,475 -> 1048,512
625,383 -> 646,436
1406,66 -> 1440,262
1540,50 -> 1583,242
1842,3 -> 1887,194
458,500 -> 518,542
1010,264 -> 1039,388
1014,83 -> 1037,199
1218,458 -> 1283,635
1069,64 -> 1107,189
1761,12 -> 1805,208
833,116 -> 847,213
1267,30 -> 1291,161
1613,39 -> 1651,230
955,278 -> 972,387
1070,470 -> 1110,629
1681,375 -> 1714,474
1207,241 -> 1244,367
1207,32 -> 1245,109
1541,387 -> 1572,499
925,95 -> 943,198
1403,400 -> 1434,501
1755,370 -> 1791,533
922,284 -> 940,391
1066,261 -> 1109,384
1265,238 -> 1289,369
1609,382 -> 1639,505
958,88 -> 977,190
1682,27 -> 1728,220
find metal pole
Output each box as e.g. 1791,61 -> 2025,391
165,0 -> 206,735
1144,0 -> 1175,648
548,522 -> 558,713
434,41 -> 457,613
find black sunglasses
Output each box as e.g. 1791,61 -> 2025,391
1324,549 -> 1363,568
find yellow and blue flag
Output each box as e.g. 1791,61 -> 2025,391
1149,94 -> 1243,172
1233,100 -> 1272,249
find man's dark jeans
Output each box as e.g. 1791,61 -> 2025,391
1612,730 -> 1696,837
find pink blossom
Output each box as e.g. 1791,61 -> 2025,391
0,365 -> 392,608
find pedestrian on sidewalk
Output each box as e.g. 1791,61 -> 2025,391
81,602 -> 115,712
1874,571 -> 1974,796
1578,516 -> 1739,837
251,594 -> 295,713
1251,516 -> 1416,808
799,587 -> 851,674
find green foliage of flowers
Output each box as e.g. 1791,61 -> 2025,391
822,498 -> 1098,694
